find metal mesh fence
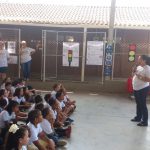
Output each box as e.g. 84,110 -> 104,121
0,28 -> 20,78
42,30 -> 106,82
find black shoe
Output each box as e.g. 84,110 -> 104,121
137,122 -> 148,127
131,118 -> 141,122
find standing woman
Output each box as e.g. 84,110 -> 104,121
20,41 -> 35,81
0,41 -> 9,80
131,55 -> 150,126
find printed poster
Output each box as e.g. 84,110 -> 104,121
7,41 -> 16,54
63,42 -> 79,67
8,55 -> 18,64
86,41 -> 104,65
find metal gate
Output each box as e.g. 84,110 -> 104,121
0,28 -> 20,78
42,30 -> 106,83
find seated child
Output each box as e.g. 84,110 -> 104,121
35,103 -> 44,112
23,86 -> 35,103
13,88 -> 31,109
29,95 -> 44,112
0,77 -> 11,90
56,90 -> 75,119
49,98 -> 71,138
0,89 -> 9,105
27,109 -> 55,150
0,98 -> 7,113
40,107 -> 67,147
0,101 -> 19,140
5,124 -> 29,150
44,94 -> 52,109
51,83 -> 61,99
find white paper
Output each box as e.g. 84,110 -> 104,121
63,42 -> 79,67
8,55 -> 18,64
86,41 -> 104,65
7,41 -> 16,54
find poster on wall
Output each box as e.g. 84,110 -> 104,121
7,41 -> 16,54
8,55 -> 18,64
86,41 -> 104,65
63,42 -> 79,67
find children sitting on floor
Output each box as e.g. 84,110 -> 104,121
0,77 -> 75,149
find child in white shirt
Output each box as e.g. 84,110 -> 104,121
27,109 -> 55,150
40,107 -> 67,147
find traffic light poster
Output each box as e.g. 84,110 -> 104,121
86,41 -> 104,65
128,44 -> 136,62
62,42 -> 79,67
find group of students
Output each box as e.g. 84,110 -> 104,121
0,77 -> 76,150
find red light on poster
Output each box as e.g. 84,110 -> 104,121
128,44 -> 136,62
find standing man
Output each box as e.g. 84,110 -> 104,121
131,55 -> 150,126
0,41 -> 9,80
20,41 -> 35,81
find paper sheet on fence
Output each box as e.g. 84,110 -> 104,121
8,56 -> 18,64
7,41 -> 16,54
63,42 -> 79,67
86,41 -> 104,65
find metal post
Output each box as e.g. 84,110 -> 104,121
43,31 -> 46,82
18,29 -> 21,78
102,32 -> 107,84
112,29 -> 117,80
105,0 -> 116,80
56,32 -> 58,79
41,31 -> 44,80
108,0 -> 116,44
81,28 -> 87,82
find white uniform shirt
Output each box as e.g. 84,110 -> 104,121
27,122 -> 42,144
132,65 -> 150,90
57,100 -> 65,110
21,146 -> 27,150
0,110 -> 16,128
40,118 -> 53,135
21,47 -> 35,64
4,97 -> 9,105
0,49 -> 9,67
51,109 -> 57,120
51,91 -> 56,99
13,96 -> 26,104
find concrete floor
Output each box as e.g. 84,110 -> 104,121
61,92 -> 150,150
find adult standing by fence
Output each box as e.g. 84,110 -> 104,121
131,55 -> 150,126
20,41 -> 35,81
0,41 -> 9,80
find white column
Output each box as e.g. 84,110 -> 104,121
81,28 -> 87,82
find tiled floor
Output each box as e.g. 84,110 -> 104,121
61,92 -> 150,150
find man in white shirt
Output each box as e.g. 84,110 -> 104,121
20,41 -> 35,81
131,55 -> 150,126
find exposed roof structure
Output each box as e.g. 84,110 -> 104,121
0,3 -> 150,29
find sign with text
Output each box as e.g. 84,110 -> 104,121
86,41 -> 104,65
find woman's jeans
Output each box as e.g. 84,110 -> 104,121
134,86 -> 149,124
21,60 -> 31,79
